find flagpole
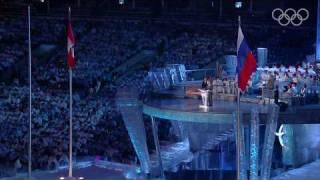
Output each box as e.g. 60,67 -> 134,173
68,68 -> 73,178
68,7 -> 73,178
236,15 -> 241,180
28,5 -> 32,180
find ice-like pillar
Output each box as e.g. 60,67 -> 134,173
178,121 -> 187,140
233,112 -> 248,180
249,108 -> 259,180
257,48 -> 268,67
261,105 -> 279,180
116,89 -> 151,174
224,55 -> 237,75
151,117 -> 164,177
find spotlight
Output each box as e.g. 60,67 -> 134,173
235,1 -> 242,9
119,0 -> 124,5
59,177 -> 65,180
79,177 -> 85,180
40,0 -> 45,3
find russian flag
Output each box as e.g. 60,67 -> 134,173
236,26 -> 257,91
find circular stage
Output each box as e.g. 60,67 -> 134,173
143,97 -> 320,124
143,98 -> 269,124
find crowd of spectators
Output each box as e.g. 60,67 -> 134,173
0,17 -> 26,73
0,83 -> 139,175
0,15 -> 315,177
249,63 -> 320,106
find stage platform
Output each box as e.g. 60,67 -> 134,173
115,93 -> 320,179
143,97 -> 320,124
143,98 -> 267,124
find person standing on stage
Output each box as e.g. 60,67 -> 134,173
202,76 -> 208,89
274,85 -> 279,104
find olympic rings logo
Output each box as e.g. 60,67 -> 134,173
272,8 -> 309,26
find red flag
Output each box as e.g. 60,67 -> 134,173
67,13 -> 75,68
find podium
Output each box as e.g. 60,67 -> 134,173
199,89 -> 211,109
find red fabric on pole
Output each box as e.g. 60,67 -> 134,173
238,52 -> 256,91
67,15 -> 75,68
